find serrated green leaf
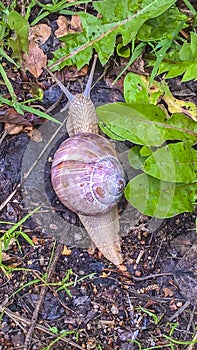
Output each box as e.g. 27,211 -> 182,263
125,173 -> 196,218
49,0 -> 176,69
142,141 -> 197,183
124,73 -> 149,103
181,62 -> 197,82
97,102 -> 167,146
163,113 -> 197,141
137,7 -> 187,41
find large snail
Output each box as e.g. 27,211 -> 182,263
47,56 -> 126,268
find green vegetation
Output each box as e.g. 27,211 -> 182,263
97,73 -> 197,218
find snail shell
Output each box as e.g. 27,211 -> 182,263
51,133 -> 125,216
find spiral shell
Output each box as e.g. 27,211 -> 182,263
51,133 -> 125,216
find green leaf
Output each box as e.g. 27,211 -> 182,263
49,0 -> 176,70
154,32 -> 197,82
142,141 -> 197,183
116,43 -> 130,58
124,72 -> 149,103
137,7 -> 187,41
128,146 -> 148,169
125,173 -> 196,218
7,10 -> 29,62
97,103 -> 197,147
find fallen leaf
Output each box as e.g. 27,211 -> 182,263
55,16 -> 68,38
69,15 -> 82,33
1,252 -> 12,262
55,15 -> 82,38
0,107 -> 31,126
29,23 -> 52,45
62,64 -> 88,80
32,235 -> 39,245
4,123 -> 24,135
23,41 -> 47,77
62,245 -> 72,256
163,287 -> 174,297
28,128 -> 43,142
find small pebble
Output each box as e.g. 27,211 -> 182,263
111,305 -> 119,315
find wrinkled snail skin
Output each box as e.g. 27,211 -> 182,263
49,56 -> 126,267
66,94 -> 98,136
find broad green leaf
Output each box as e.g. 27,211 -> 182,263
140,145 -> 153,157
137,7 -> 187,41
125,173 -> 196,218
128,146 -> 148,169
97,102 -> 167,146
8,11 -> 29,60
142,141 -> 197,183
124,72 -> 149,103
49,0 -> 176,70
97,103 -> 197,147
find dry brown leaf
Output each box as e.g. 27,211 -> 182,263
4,123 -> 24,135
32,235 -> 39,245
62,245 -> 72,256
62,64 -> 88,80
69,15 -> 82,33
55,15 -> 82,38
55,16 -> 68,38
23,41 -> 47,77
163,287 -> 174,297
28,128 -> 43,142
0,107 -> 32,126
29,23 -> 52,45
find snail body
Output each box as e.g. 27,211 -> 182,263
48,56 -> 126,267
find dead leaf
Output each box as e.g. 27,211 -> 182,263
163,287 -> 174,297
55,16 -> 68,38
55,15 -> 82,38
4,123 -> 24,135
69,15 -> 82,33
32,235 -> 39,245
62,64 -> 88,80
23,41 -> 47,77
28,128 -> 43,142
1,252 -> 12,262
29,24 -> 52,45
0,107 -> 31,126
62,245 -> 72,256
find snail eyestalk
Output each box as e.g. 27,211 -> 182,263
83,55 -> 97,98
45,67 -> 75,103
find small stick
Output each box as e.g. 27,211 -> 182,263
24,243 -> 64,350
0,304 -> 83,350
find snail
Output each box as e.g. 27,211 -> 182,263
47,56 -> 126,268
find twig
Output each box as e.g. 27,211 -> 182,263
0,304 -> 83,350
23,243 -> 64,350
187,331 -> 197,350
169,300 -> 190,321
